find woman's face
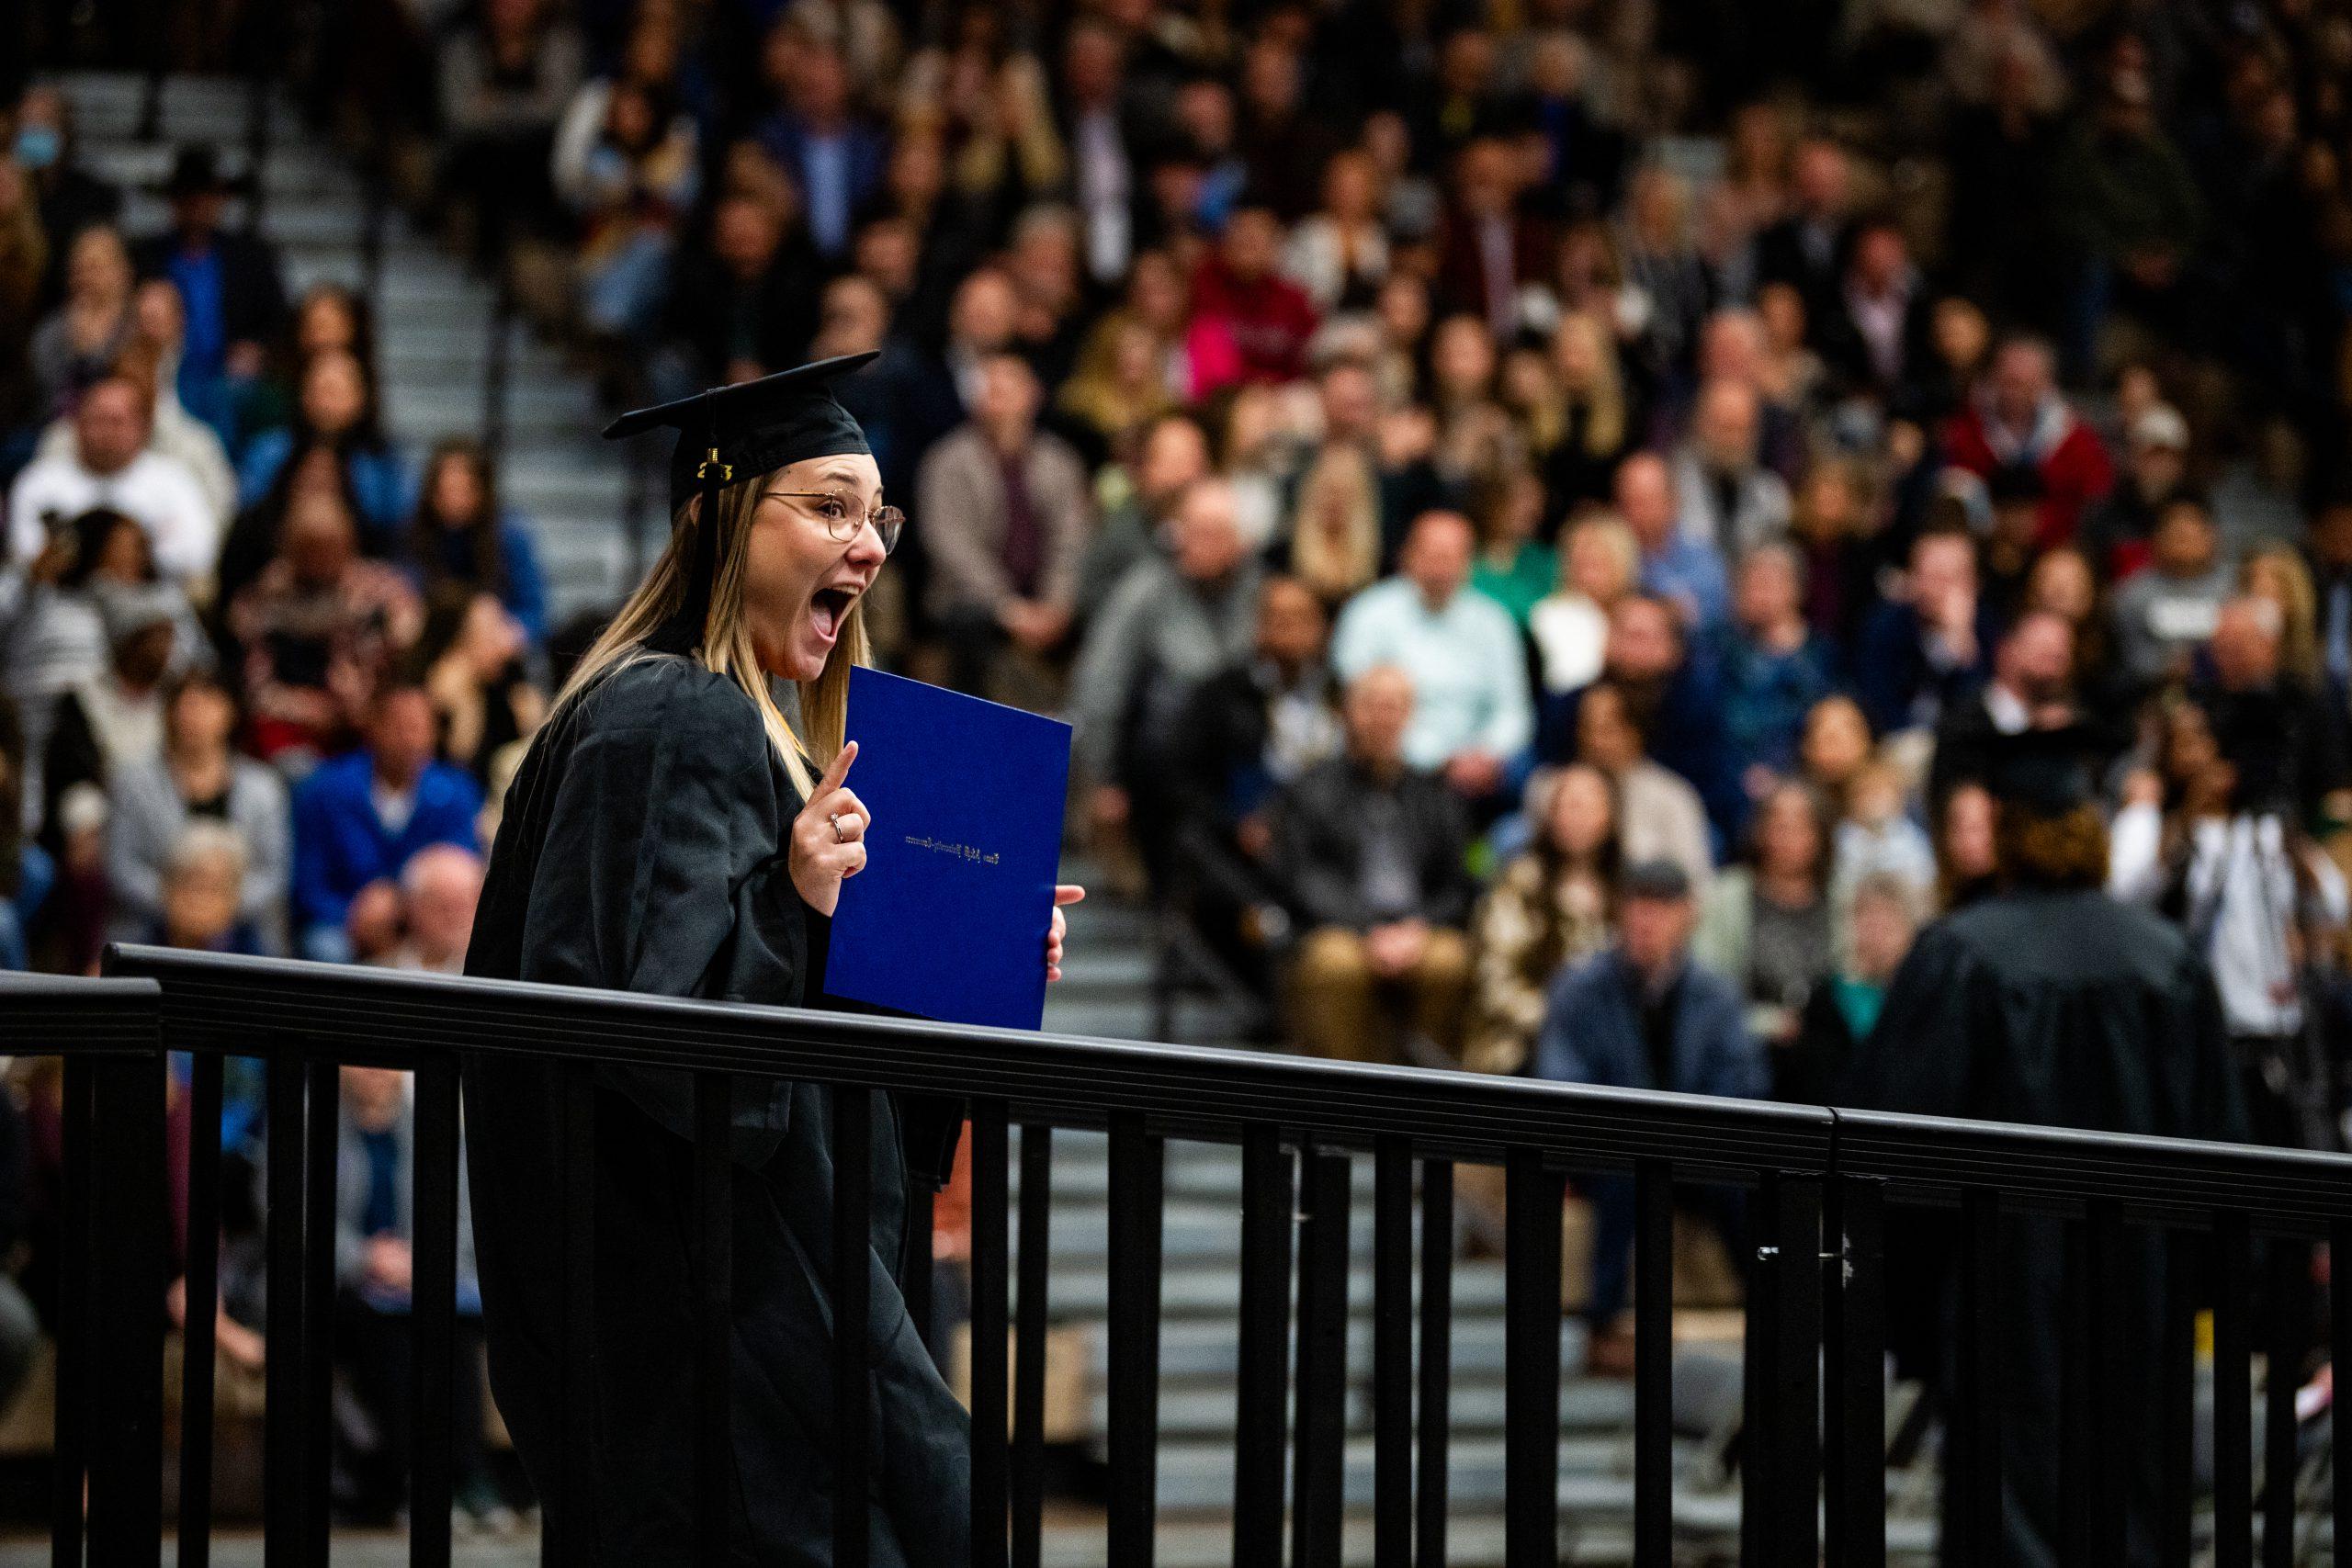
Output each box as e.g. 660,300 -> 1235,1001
1577,688 -> 1638,770
1943,785 -> 1997,879
1432,317 -> 1495,396
1552,315 -> 1605,388
299,292 -> 357,358
1325,151 -> 1376,220
1128,253 -> 1184,332
1849,891 -> 1915,981
303,353 -> 365,434
1803,697 -> 1870,783
169,684 -> 235,752
431,456 -> 485,526
71,229 -> 130,302
742,452 -> 888,682
1797,468 -> 1853,537
1756,283 -> 1804,350
2028,549 -> 2095,623
1756,788 -> 1821,878
1545,767 -> 1614,856
1376,276 -> 1429,344
2246,555 -> 2293,618
1566,526 -> 1626,601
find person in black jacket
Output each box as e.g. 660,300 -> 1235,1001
463,355 -> 1081,1563
1274,663 -> 1475,1061
1165,574 -> 1344,993
128,146 -> 288,391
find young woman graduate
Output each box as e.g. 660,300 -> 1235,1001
461,352 -> 1082,1563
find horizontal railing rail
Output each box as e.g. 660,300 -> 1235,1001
10,946 -> 2352,1566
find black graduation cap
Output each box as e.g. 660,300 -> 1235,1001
602,351 -> 878,615
1984,724 -> 2097,816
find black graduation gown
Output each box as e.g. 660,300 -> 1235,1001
461,645 -> 969,1565
1846,888 -> 2247,1568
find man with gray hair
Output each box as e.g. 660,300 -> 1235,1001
391,842 -> 486,976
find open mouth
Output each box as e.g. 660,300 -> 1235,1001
810,585 -> 858,641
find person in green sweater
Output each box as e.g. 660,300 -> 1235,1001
1467,463 -> 1557,626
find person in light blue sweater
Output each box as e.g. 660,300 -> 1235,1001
1330,509 -> 1532,808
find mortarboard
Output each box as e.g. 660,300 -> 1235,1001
603,352 -> 880,617
1984,724 -> 2097,817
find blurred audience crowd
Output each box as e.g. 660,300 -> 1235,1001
16,0 -> 2352,1499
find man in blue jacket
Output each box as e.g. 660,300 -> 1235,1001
1532,858 -> 1761,1370
291,683 -> 482,961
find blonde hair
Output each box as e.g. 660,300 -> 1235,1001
1289,444 -> 1382,604
2241,544 -> 2321,684
1550,311 -> 1626,457
554,475 -> 871,798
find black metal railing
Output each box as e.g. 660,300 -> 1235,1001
11,946 -> 2352,1565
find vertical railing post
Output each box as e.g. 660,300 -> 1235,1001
2162,1227 -> 2197,1568
2214,1208 -> 2254,1568
1950,1187 -> 2003,1563
1232,1122 -> 1294,1568
692,1074 -> 735,1563
832,1087 -> 874,1568
1291,1147 -> 1351,1568
2334,1219 -> 2352,1568
1105,1112 -> 1163,1568
2263,1235 -> 2304,1568
1503,1148 -> 1563,1568
554,1060 -> 598,1561
969,1101 -> 1011,1568
1746,1173 -> 1822,1564
1631,1158 -> 1672,1568
1372,1137 -> 1414,1568
1418,1160 -> 1454,1568
85,1047 -> 168,1562
261,1054 -> 306,1564
179,1052 -> 225,1568
51,1056 -> 93,1566
409,1051 -> 460,1568
300,1060 -> 338,1561
1823,1177 -> 1886,1568
1011,1126 -> 1053,1568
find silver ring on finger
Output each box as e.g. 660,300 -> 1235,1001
829,811 -> 847,843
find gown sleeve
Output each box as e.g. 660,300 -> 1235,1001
514,661 -> 809,1161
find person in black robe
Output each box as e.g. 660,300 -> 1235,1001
1846,728 -> 2246,1567
462,354 -> 1080,1563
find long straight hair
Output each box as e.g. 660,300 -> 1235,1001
553,473 -> 870,798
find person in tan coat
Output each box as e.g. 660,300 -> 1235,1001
915,351 -> 1093,696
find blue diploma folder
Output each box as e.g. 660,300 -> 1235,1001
823,667 -> 1071,1030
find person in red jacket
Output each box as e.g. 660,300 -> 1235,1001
1939,334 -> 2113,548
1189,197 -> 1319,389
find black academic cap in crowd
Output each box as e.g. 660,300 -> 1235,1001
1984,724 -> 2096,816
603,351 -> 879,518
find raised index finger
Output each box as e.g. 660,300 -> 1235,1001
813,739 -> 858,799
1054,884 -> 1087,907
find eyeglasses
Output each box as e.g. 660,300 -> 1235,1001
766,489 -> 906,555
